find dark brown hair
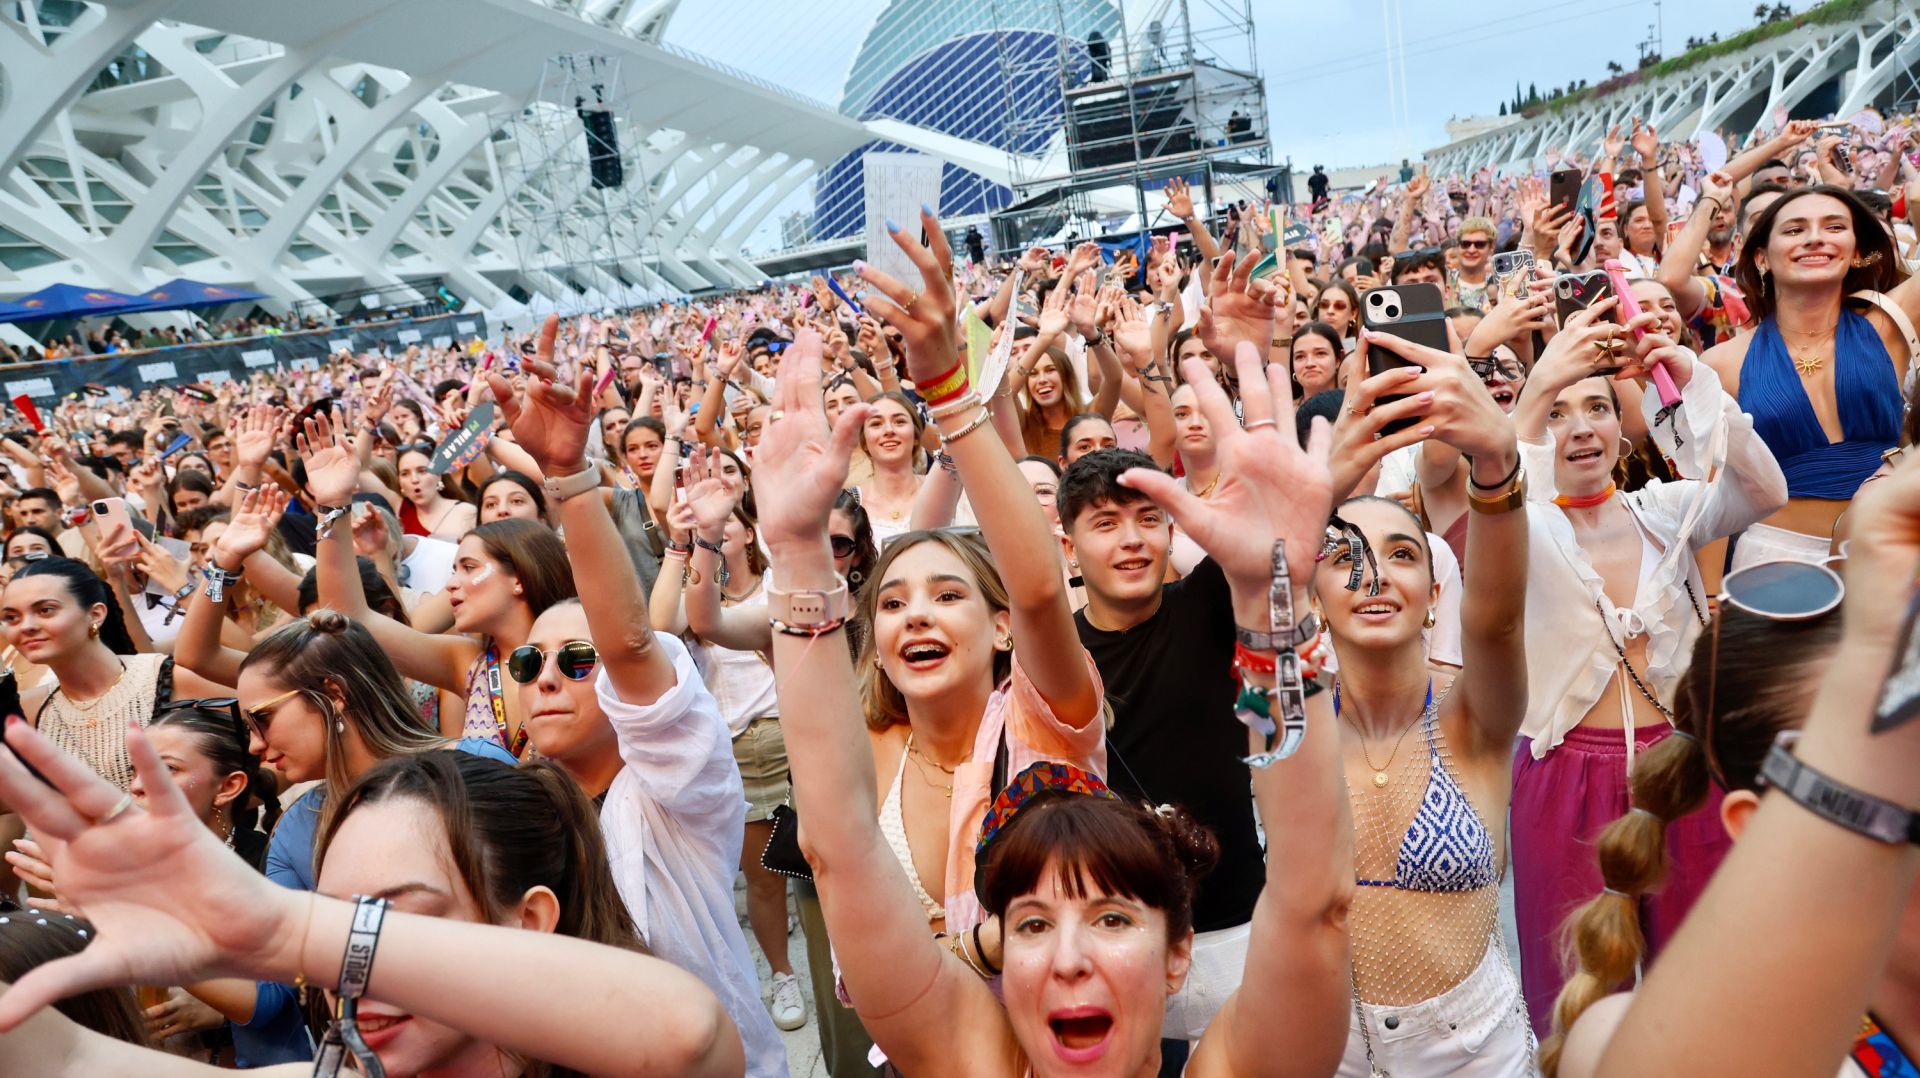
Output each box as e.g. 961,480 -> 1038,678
1733,184 -> 1908,324
976,793 -> 1218,944
465,518 -> 578,628
0,908 -> 149,1047
1538,606 -> 1843,1075
315,753 -> 644,1078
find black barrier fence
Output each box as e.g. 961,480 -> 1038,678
0,313 -> 490,403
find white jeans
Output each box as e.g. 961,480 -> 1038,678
1338,943 -> 1537,1077
1163,921 -> 1252,1040
1731,522 -> 1832,572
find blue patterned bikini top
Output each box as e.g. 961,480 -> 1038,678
1351,691 -> 1499,894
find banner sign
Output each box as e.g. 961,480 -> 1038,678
429,400 -> 495,474
0,314 -> 485,401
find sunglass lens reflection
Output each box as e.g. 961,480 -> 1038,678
1725,562 -> 1841,618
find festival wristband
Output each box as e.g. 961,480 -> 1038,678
1243,540 -> 1308,768
921,360 -> 969,405
1236,612 -> 1319,652
1759,738 -> 1920,846
314,505 -> 348,540
312,896 -> 390,1078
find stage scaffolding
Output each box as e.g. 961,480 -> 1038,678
495,52 -> 660,313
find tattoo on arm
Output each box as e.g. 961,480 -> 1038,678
1141,361 -> 1174,390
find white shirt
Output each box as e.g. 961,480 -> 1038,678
1518,359 -> 1788,758
400,536 -> 457,594
593,634 -> 788,1078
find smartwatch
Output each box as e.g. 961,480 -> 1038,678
542,461 -> 600,503
767,579 -> 852,630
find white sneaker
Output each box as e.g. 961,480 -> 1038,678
768,971 -> 806,1031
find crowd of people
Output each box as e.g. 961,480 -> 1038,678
0,97 -> 1915,1078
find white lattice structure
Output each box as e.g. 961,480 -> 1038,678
1426,0 -> 1920,175
0,0 -> 1013,317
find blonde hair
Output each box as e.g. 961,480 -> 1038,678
855,529 -> 1012,730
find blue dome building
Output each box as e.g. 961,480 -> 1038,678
811,0 -> 1124,240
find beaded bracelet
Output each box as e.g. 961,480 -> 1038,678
770,614 -> 849,638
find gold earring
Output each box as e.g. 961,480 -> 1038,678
995,635 -> 1012,651
1423,608 -> 1437,629
88,623 -> 100,639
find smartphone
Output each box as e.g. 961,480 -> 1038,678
1361,283 -> 1450,436
1549,168 -> 1582,216
90,497 -> 140,557
1555,271 -> 1622,375
1491,250 -> 1535,303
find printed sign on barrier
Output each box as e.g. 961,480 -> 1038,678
137,362 -> 180,383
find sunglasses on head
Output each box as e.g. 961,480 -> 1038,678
507,641 -> 599,684
158,697 -> 247,746
1701,557 -> 1844,785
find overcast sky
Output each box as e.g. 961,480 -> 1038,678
660,0 -> 1796,248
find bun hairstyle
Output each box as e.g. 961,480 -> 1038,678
977,793 -> 1219,945
10,557 -> 137,655
1538,607 -> 1843,1076
238,609 -> 446,801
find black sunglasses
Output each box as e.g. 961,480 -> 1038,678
1468,353 -> 1524,383
158,697 -> 247,746
830,534 -> 857,559
507,641 -> 599,684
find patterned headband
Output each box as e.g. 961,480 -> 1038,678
975,761 -> 1116,867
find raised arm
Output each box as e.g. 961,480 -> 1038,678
861,210 -> 1100,723
300,410 -> 472,693
1629,121 -> 1667,238
0,721 -> 743,1078
1656,170 -> 1734,318
1120,344 -> 1352,1078
751,330 -> 1010,1073
679,447 -> 774,652
1361,329 -> 1528,752
174,486 -> 290,687
489,316 -> 677,705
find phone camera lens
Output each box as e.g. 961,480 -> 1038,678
1384,305 -> 1400,319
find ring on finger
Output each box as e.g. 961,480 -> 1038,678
1347,404 -> 1372,417
901,292 -> 920,315
95,791 -> 135,826
1244,418 -> 1278,432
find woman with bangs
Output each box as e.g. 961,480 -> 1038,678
1702,183 -> 1920,567
750,207 -> 1353,1077
300,411 -> 576,756
1504,292 -> 1787,1036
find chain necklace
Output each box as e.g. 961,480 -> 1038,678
57,660 -> 128,715
1191,473 -> 1219,499
1593,598 -> 1674,720
905,734 -> 954,798
1335,679 -> 1426,789
1780,325 -> 1832,378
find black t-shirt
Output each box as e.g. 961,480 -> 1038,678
1075,557 -> 1264,931
1307,171 -> 1330,199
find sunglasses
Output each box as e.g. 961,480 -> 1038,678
1468,353 -> 1524,383
159,696 -> 247,746
507,641 -> 600,684
830,534 -> 857,560
1458,238 -> 1492,250
1701,557 -> 1844,786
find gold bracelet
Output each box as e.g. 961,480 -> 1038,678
1465,465 -> 1527,514
937,407 -> 993,446
293,891 -> 316,1006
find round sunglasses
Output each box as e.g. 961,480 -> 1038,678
1700,557 -> 1844,786
507,641 -> 599,684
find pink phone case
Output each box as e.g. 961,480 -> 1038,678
1602,260 -> 1680,409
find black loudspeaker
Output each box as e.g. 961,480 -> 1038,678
578,108 -> 623,189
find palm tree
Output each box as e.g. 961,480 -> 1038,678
1754,3 -> 1771,22
1606,60 -> 1625,76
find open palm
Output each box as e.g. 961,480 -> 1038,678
1197,250 -> 1278,364
294,411 -> 358,506
752,329 -> 869,548
488,314 -> 594,473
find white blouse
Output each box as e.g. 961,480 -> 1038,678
1518,358 -> 1788,759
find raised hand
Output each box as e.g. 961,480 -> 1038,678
856,208 -> 960,388
1630,118 -> 1660,163
1358,330 -> 1516,462
350,501 -> 392,560
4,836 -> 66,913
212,485 -> 289,568
487,313 -> 598,474
1197,249 -> 1280,364
683,445 -> 741,542
1164,176 -> 1196,220
1037,276 -> 1072,341
292,409 -> 358,507
1603,123 -> 1626,162
132,535 -> 189,595
231,404 -> 284,472
1119,342 -> 1333,593
1326,354 -> 1435,501
752,329 -> 869,550
0,718 -> 292,1030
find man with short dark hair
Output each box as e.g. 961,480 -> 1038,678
1060,446 -> 1265,1059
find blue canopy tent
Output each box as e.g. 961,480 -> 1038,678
120,277 -> 270,313
0,283 -> 149,323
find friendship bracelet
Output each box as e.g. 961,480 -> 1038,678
921,360 -> 970,405
928,392 -> 983,421
770,613 -> 849,638
937,408 -> 994,446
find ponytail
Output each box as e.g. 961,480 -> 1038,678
1538,732 -> 1711,1075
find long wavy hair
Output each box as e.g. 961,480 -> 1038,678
1733,183 -> 1907,324
856,529 -> 1013,731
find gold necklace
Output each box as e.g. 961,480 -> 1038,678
1782,328 -> 1831,377
906,735 -> 955,798
1342,707 -> 1424,789
1192,474 -> 1219,499
58,660 -> 128,713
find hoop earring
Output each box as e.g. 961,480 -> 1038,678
1618,436 -> 1634,458
848,569 -> 863,586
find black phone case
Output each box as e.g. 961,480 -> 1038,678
1361,284 -> 1450,435
1550,169 -> 1582,216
